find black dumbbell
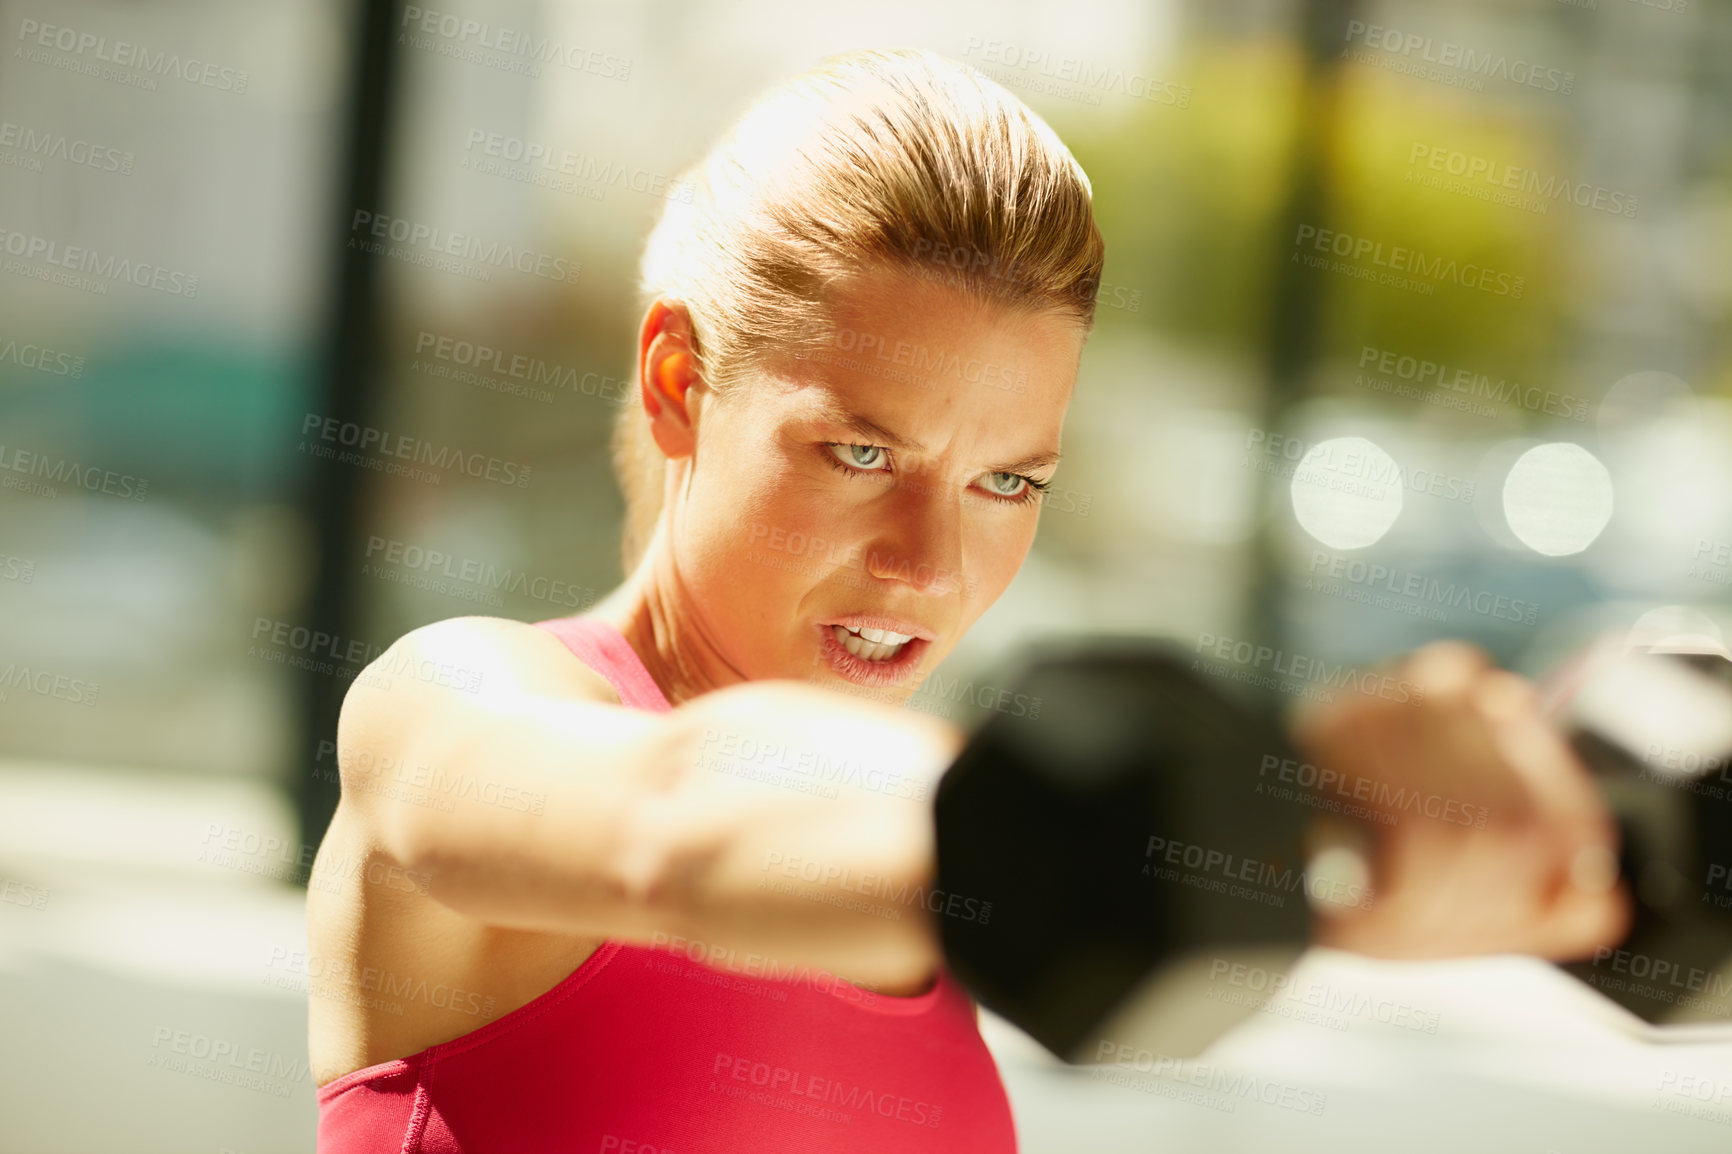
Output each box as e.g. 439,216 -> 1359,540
931,633 -> 1732,1060
930,634 -> 1315,1061
1548,640 -> 1732,1021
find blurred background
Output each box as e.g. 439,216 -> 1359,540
3,0 -> 1731,1149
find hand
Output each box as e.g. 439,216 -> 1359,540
1289,641 -> 1631,962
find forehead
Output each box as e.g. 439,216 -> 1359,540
822,269 -> 1079,357
758,270 -> 1082,447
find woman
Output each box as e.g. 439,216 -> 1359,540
309,47 -> 1625,1152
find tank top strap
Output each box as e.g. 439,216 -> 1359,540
532,615 -> 672,714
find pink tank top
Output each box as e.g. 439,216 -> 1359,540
315,613 -> 1018,1152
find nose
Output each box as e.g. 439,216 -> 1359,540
864,465 -> 967,597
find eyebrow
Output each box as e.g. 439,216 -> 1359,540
814,400 -> 1062,474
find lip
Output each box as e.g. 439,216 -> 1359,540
816,623 -> 932,689
817,614 -> 938,642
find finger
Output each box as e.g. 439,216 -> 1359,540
1430,825 -> 1619,960
1293,640 -> 1484,757
1338,821 -> 1486,959
1479,679 -> 1620,867
1401,640 -> 1494,698
1419,826 -> 1551,956
1494,714 -> 1610,832
1521,878 -> 1633,962
1472,669 -> 1539,723
1356,819 -> 1555,959
1409,665 -> 1530,816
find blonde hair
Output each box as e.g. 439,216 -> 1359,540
612,47 -> 1107,573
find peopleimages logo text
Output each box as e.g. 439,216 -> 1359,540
16,19 -> 250,92
300,414 -> 531,489
1407,144 -> 1637,218
0,228 -> 199,297
349,211 -> 579,285
0,121 -> 134,174
1343,21 -> 1574,94
1294,224 -> 1524,298
1357,345 -> 1589,420
1194,631 -> 1425,705
399,8 -> 631,80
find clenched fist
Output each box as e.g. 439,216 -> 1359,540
1290,640 -> 1631,962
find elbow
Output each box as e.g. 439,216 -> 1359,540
605,787 -> 684,931
603,721 -> 702,936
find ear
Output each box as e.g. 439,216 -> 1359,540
637,298 -> 702,459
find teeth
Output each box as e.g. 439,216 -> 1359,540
855,626 -> 915,644
832,624 -> 908,662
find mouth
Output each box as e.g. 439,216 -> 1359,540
815,615 -> 935,688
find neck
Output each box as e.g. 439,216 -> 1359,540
590,519 -> 748,708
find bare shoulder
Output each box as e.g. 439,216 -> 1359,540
333,616 -> 621,772
368,614 -> 623,705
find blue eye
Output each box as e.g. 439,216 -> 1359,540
822,442 -> 1050,507
827,443 -> 891,471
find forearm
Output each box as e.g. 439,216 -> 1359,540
612,680 -> 960,989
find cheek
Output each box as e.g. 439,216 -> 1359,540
679,446 -> 864,601
972,504 -> 1037,559
730,447 -> 866,548
683,429 -> 790,534
962,512 -> 1037,601
706,449 -> 844,547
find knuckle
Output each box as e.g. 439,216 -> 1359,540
1471,669 -> 1536,717
1408,639 -> 1489,683
1419,677 -> 1473,714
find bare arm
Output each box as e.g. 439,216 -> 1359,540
335,616 -> 965,991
